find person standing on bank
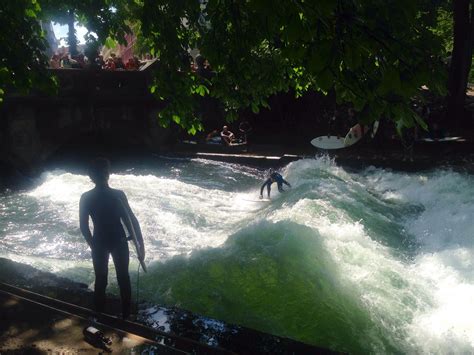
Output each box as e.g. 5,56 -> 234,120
260,171 -> 291,199
80,158 -> 145,319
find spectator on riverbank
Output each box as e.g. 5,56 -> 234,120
125,57 -> 139,70
239,120 -> 252,144
114,56 -> 125,70
50,54 -> 60,69
60,54 -> 73,68
95,55 -> 105,69
195,54 -> 214,80
401,127 -> 417,162
327,108 -> 344,138
104,57 -> 116,70
70,54 -> 85,69
220,126 -> 236,145
205,129 -> 221,144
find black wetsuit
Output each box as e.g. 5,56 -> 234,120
80,186 -> 142,318
260,172 -> 291,198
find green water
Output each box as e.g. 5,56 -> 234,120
0,156 -> 473,353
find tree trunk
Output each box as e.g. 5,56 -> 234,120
446,0 -> 473,128
67,10 -> 78,56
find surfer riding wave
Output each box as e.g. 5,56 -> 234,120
260,171 -> 291,199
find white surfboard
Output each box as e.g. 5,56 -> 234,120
310,136 -> 346,149
344,121 -> 379,146
246,198 -> 271,202
343,123 -> 365,146
119,200 -> 147,272
371,121 -> 380,139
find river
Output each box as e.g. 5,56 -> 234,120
0,156 -> 472,353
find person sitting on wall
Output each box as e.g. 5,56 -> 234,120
104,57 -> 116,70
125,57 -> 137,70
50,54 -> 61,69
206,129 -> 221,144
114,56 -> 125,70
60,54 -> 72,68
220,126 -> 236,146
96,55 -> 105,68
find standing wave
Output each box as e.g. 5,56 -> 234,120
0,157 -> 472,353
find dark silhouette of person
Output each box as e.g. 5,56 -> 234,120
239,120 -> 252,143
79,158 -> 145,319
260,171 -> 291,199
195,54 -> 214,80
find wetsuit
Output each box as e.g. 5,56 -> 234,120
79,186 -> 143,318
260,172 -> 291,198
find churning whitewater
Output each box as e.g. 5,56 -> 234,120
0,156 -> 473,353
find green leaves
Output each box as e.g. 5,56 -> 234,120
192,84 -> 210,97
104,36 -> 117,49
0,0 -> 54,101
378,67 -> 402,96
0,0 -> 452,133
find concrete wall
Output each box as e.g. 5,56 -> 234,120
0,68 -> 172,173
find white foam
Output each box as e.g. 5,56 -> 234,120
2,158 -> 473,352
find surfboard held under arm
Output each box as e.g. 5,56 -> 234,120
130,234 -> 147,273
120,200 -> 147,273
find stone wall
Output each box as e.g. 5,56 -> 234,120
0,68 -> 172,174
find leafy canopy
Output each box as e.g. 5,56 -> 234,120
1,0 -> 449,131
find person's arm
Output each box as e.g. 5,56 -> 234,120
119,191 -> 145,259
220,132 -> 231,146
282,178 -> 291,188
79,195 -> 93,248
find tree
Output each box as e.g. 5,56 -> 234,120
0,0 -> 55,102
446,0 -> 473,126
0,0 -> 451,133
134,0 -> 448,132
0,0 -> 132,102
40,0 -> 132,55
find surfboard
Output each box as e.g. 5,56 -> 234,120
344,121 -> 379,146
243,198 -> 271,202
343,123 -> 365,146
370,121 -> 380,139
310,136 -> 346,149
129,226 -> 147,272
119,200 -> 147,272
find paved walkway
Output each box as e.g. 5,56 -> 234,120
0,292 -> 156,354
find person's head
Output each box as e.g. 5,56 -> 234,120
88,158 -> 110,185
195,54 -> 205,68
222,125 -> 228,132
